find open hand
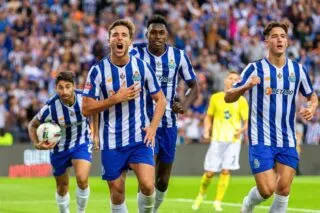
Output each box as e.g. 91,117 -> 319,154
142,126 -> 156,147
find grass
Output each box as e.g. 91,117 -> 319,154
0,176 -> 319,212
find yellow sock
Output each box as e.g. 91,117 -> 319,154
215,173 -> 230,201
199,173 -> 212,195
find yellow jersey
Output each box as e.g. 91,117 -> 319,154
207,92 -> 248,143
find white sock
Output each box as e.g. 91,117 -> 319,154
111,201 -> 128,213
269,194 -> 289,213
55,192 -> 70,213
245,187 -> 265,209
153,188 -> 167,213
138,191 -> 155,213
76,185 -> 90,213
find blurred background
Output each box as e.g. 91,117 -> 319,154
0,0 -> 319,172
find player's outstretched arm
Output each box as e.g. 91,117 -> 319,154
299,92 -> 318,121
28,116 -> 56,150
91,113 -> 99,152
82,83 -> 141,116
142,90 -> 167,147
173,80 -> 198,114
225,75 -> 260,103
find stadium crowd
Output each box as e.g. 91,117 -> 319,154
0,0 -> 319,145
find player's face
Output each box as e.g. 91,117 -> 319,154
147,23 -> 168,51
109,25 -> 132,58
56,80 -> 75,104
224,73 -> 240,90
265,27 -> 288,56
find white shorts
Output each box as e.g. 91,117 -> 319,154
204,141 -> 241,172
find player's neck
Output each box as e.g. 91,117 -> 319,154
267,54 -> 286,69
110,54 -> 130,66
148,45 -> 166,57
62,94 -> 75,107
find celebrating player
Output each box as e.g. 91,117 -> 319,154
130,15 -> 198,213
28,71 -> 97,213
192,71 -> 248,211
225,22 -> 318,213
81,19 -> 166,213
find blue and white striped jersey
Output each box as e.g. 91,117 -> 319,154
130,43 -> 196,128
82,55 -> 161,150
234,58 -> 314,148
36,90 -> 91,153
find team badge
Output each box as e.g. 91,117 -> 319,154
133,71 -> 141,81
277,72 -> 282,79
69,111 -> 75,117
253,158 -> 260,169
120,73 -> 125,80
168,59 -> 176,69
107,77 -> 112,83
288,72 -> 296,82
224,110 -> 231,119
156,61 -> 162,67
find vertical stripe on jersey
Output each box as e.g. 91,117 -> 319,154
61,105 -> 72,151
179,53 -> 192,81
88,67 -> 99,98
110,63 -> 122,149
40,108 -> 50,123
74,99 -> 82,147
137,47 -> 144,59
261,60 -> 271,146
286,61 -> 297,147
125,61 -> 135,146
161,53 -> 169,127
267,62 -> 277,147
98,62 -> 109,149
300,66 -> 313,96
170,49 -> 181,127
248,89 -> 253,145
50,102 -> 59,153
256,61 -> 264,145
290,62 -> 301,147
281,63 -> 289,147
137,59 -> 146,141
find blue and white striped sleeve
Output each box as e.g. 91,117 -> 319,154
233,63 -> 256,88
129,45 -> 139,57
299,65 -> 314,97
36,104 -> 51,123
145,63 -> 161,95
179,51 -> 196,82
82,65 -> 102,99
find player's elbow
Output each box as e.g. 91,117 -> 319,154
82,103 -> 92,117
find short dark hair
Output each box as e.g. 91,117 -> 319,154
55,71 -> 75,85
147,15 -> 168,29
108,19 -> 135,39
263,21 -> 288,37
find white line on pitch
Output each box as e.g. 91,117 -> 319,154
1,197 -> 319,213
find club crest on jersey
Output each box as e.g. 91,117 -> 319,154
120,73 -> 125,80
224,110 -> 231,119
156,61 -> 162,67
288,73 -> 296,82
168,59 -> 176,69
253,159 -> 260,169
277,72 -> 282,79
106,77 -> 112,83
133,71 -> 141,81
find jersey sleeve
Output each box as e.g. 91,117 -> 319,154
145,63 -> 161,95
299,65 -> 314,97
239,96 -> 249,121
36,104 -> 51,123
82,65 -> 102,99
206,94 -> 216,116
179,51 -> 196,82
233,63 -> 256,88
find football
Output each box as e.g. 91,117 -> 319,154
36,123 -> 62,143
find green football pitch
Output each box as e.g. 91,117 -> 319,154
1,176 -> 319,213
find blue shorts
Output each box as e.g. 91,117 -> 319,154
101,142 -> 154,181
154,127 -> 177,164
50,143 -> 92,176
249,145 -> 299,174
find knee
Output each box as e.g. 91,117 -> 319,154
276,185 -> 291,196
57,181 -> 69,196
76,175 -> 88,190
109,185 -> 125,204
221,169 -> 230,175
156,175 -> 170,192
205,171 -> 214,178
258,184 -> 275,199
140,180 -> 155,196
